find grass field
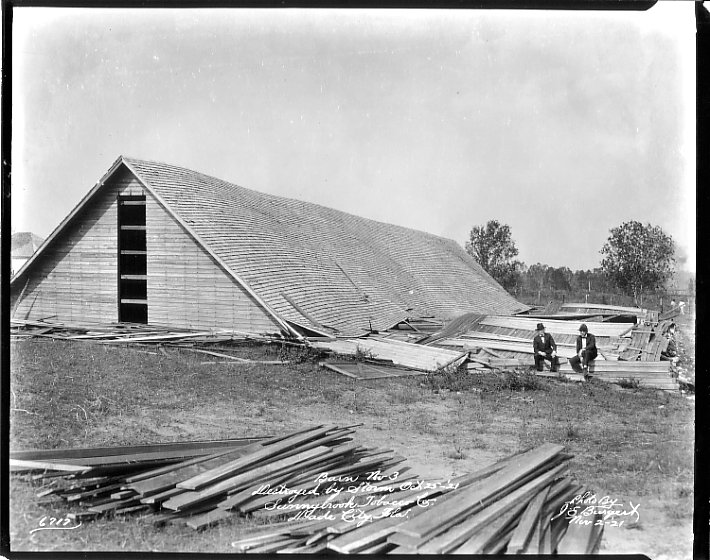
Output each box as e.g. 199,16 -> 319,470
8,317 -> 695,557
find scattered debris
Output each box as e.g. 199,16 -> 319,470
319,361 -> 425,380
311,337 -> 467,374
12,312 -> 683,392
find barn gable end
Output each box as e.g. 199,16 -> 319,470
11,164 -> 282,334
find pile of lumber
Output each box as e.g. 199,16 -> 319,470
558,360 -> 678,391
12,425 -> 407,530
230,443 -> 602,554
13,428 -> 604,554
619,320 -> 674,362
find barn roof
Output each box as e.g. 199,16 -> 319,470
13,156 -> 528,336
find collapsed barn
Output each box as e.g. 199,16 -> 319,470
10,156 -> 526,337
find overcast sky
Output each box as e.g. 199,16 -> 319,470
11,5 -> 695,272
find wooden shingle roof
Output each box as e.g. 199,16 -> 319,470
122,157 -> 527,336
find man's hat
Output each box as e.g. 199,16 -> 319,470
537,323 -> 545,331
579,324 -> 588,333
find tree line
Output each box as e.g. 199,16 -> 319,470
466,220 -> 684,307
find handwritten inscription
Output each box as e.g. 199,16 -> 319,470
30,515 -> 82,534
252,470 -> 456,526
552,491 -> 641,527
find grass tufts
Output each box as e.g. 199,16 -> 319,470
617,377 -> 641,390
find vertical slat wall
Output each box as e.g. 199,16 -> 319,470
11,169 -> 144,323
144,186 -> 279,333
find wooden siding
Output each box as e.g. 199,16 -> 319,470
11,169 -> 143,323
12,165 -> 280,333
143,188 -> 279,332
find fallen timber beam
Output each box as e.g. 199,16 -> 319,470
10,437 -> 264,462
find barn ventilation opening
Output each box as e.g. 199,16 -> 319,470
118,196 -> 147,323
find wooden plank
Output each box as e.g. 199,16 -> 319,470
88,496 -> 142,513
559,303 -> 643,314
10,459 -> 91,473
124,429 -> 316,484
320,360 -> 425,380
140,487 -> 186,505
126,445 -> 267,496
520,516 -> 542,554
99,330 -> 221,343
110,490 -> 135,500
319,362 -> 360,379
390,443 -> 565,541
415,465 -> 564,553
479,316 -> 631,338
176,425 -> 334,491
239,535 -> 304,554
327,513 -> 412,554
223,454 -> 354,512
559,361 -> 669,372
311,338 -> 467,373
505,485 -> 551,554
164,445 -> 342,511
451,499 -> 528,554
66,482 -> 128,502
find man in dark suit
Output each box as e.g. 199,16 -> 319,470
569,323 -> 598,374
533,323 -> 559,372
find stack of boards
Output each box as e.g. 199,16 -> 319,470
13,427 -> 603,554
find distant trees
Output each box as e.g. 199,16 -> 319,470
465,219 -> 677,307
600,221 -> 675,304
466,220 -> 522,291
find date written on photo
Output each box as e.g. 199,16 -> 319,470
29,515 -> 82,534
552,491 -> 641,527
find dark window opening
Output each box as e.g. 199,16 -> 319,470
120,279 -> 147,300
121,303 -> 147,324
119,201 -> 146,226
120,253 -> 147,275
118,196 -> 147,323
120,229 -> 146,251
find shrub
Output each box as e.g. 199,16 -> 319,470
423,363 -> 480,393
496,370 -> 545,392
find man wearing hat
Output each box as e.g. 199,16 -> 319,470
569,324 -> 598,374
533,323 -> 559,372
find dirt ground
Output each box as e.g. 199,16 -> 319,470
8,314 -> 695,556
